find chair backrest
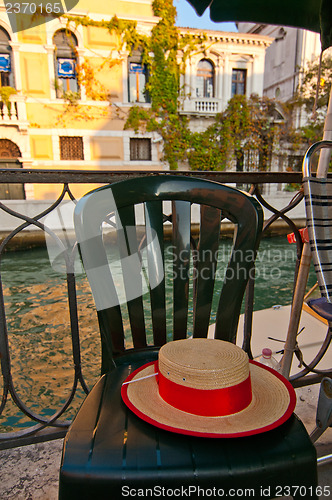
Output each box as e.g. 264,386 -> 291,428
303,141 -> 332,302
74,175 -> 263,372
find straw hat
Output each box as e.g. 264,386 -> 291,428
121,338 -> 296,438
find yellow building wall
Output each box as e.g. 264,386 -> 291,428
84,56 -> 123,101
20,53 -> 50,98
26,103 -> 127,130
32,178 -> 106,201
2,0 -> 161,200
90,137 -> 123,160
30,136 -> 53,160
16,20 -> 47,44
85,26 -> 119,50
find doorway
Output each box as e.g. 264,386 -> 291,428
0,139 -> 25,199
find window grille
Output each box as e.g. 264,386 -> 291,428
130,138 -> 151,161
0,139 -> 21,158
60,137 -> 84,160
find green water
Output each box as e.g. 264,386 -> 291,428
0,237 -> 316,432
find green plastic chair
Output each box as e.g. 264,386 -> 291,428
59,176 -> 317,499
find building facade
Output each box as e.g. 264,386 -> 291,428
179,28 -> 270,132
0,1 -> 270,200
237,23 -> 330,173
237,23 -> 325,117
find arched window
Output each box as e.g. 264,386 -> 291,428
0,27 -> 14,88
196,59 -> 214,98
53,29 -> 79,98
128,50 -> 150,103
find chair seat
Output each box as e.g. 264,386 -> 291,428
307,297 -> 332,321
59,355 -> 318,500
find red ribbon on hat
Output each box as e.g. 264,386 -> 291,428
157,367 -> 252,417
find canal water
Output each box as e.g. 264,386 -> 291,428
0,236 -> 316,432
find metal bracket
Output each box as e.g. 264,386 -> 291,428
310,377 -> 332,444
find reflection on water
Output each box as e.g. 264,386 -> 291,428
0,237 -> 315,432
1,249 -> 100,431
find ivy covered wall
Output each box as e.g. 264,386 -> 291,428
61,0 -> 274,170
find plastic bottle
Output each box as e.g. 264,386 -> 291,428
256,348 -> 281,372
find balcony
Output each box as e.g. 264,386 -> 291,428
179,97 -> 222,115
0,94 -> 28,130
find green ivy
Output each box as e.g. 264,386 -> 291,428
65,3 -> 218,169
64,3 -> 286,171
125,0 -> 195,168
65,15 -> 141,48
188,95 -> 278,172
0,86 -> 16,106
296,53 -> 332,144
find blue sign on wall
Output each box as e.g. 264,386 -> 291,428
0,54 -> 10,72
129,63 -> 145,74
58,58 -> 76,78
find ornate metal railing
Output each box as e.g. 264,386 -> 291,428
0,169 -> 331,450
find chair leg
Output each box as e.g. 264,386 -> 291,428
310,377 -> 332,442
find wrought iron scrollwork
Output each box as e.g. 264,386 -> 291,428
0,183 -> 89,447
0,169 -> 330,448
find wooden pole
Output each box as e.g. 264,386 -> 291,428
281,54 -> 332,377
280,241 -> 312,378
317,82 -> 332,177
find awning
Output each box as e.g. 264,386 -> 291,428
0,54 -> 10,72
58,59 -> 76,79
